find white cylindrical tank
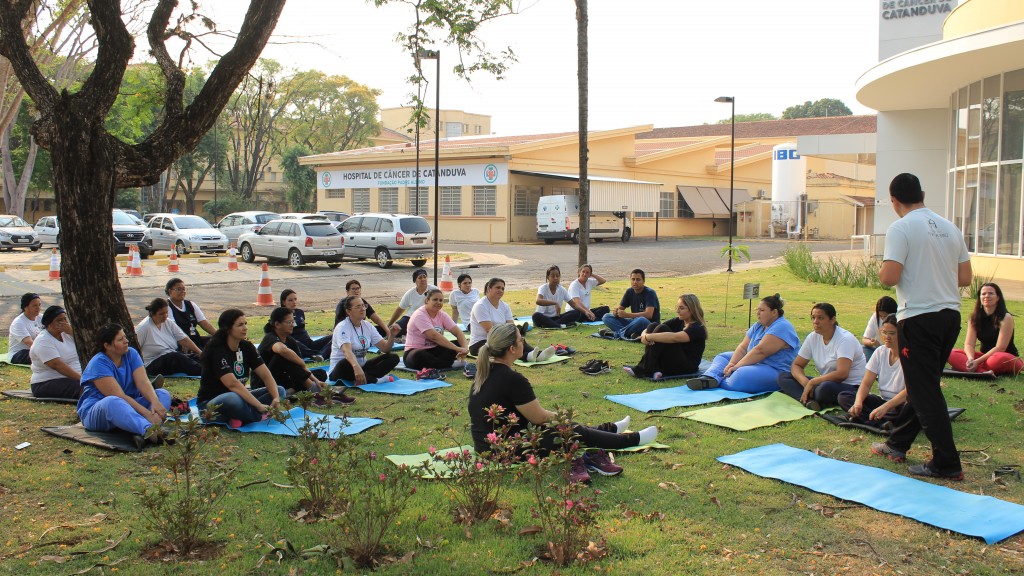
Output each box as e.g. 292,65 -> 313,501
771,142 -> 806,236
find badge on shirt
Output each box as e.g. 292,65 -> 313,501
233,349 -> 245,377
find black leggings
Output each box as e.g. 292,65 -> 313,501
264,355 -> 325,392
330,353 -> 400,382
531,310 -> 581,329
633,323 -> 699,377
31,377 -> 81,399
403,346 -> 457,370
147,351 -> 202,376
531,424 -> 639,457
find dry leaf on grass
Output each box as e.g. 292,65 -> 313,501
518,525 -> 543,536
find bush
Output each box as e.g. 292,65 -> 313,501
783,244 -> 887,289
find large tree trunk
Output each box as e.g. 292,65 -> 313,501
51,107 -> 135,364
576,0 -> 588,267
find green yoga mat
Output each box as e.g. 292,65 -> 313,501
678,392 -> 816,431
513,355 -> 570,367
0,352 -> 30,368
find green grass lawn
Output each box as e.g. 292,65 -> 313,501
2,265 -> 1024,575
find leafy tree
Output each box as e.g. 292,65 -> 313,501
172,69 -> 227,215
781,98 -> 852,119
281,143 -> 314,212
284,71 -> 381,154
717,112 -> 777,124
114,188 -> 139,210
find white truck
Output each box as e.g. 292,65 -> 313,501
535,194 -> 631,244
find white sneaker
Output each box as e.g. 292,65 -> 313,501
536,345 -> 557,362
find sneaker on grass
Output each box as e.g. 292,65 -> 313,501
869,442 -> 906,463
569,457 -> 592,484
907,462 -> 964,481
584,450 -> 623,476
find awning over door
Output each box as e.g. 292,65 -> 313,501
678,186 -> 713,218
511,170 -> 661,212
677,186 -> 752,218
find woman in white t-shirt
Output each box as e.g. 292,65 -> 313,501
8,292 -> 43,364
29,306 -> 82,399
135,298 -> 203,376
469,278 -> 553,362
388,269 -> 438,339
861,296 -> 897,361
449,274 -> 480,325
330,296 -> 400,385
531,265 -> 581,329
839,313 -> 909,426
777,302 -> 867,410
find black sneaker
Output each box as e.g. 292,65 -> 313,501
598,328 -> 613,338
686,376 -> 718,390
579,359 -> 601,372
518,322 -> 529,337
583,360 -> 610,375
907,463 -> 963,481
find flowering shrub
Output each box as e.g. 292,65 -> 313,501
517,407 -> 605,566
284,392 -> 350,518
430,405 -> 519,525
135,405 -> 233,555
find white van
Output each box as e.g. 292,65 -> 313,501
536,195 -> 631,244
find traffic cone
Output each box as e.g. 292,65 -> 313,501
167,251 -> 180,273
227,243 -> 239,271
439,254 -> 454,291
254,263 -> 273,306
128,244 -> 143,276
47,248 -> 60,280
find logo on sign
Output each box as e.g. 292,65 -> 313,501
321,172 -> 332,187
483,163 -> 498,184
775,149 -> 800,161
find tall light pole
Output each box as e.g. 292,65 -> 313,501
417,49 -> 441,284
715,95 -> 736,273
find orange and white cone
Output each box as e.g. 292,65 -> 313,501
227,243 -> 239,271
48,248 -> 60,280
128,244 -> 143,276
254,263 -> 273,306
167,251 -> 180,273
439,254 -> 454,291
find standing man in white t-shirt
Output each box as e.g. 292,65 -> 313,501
873,173 -> 971,481
567,264 -> 609,322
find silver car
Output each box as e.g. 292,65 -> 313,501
0,215 -> 40,251
338,212 -> 431,269
145,214 -> 227,255
35,210 -> 150,255
216,211 -> 280,243
238,218 -> 344,269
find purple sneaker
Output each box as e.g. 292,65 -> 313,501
584,450 -> 623,476
568,457 -> 592,484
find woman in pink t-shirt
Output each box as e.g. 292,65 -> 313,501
403,289 -> 470,370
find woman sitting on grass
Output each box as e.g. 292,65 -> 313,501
469,323 -> 658,483
252,306 -> 327,395
531,265 -> 580,329
77,323 -> 171,447
947,282 -> 1024,376
624,294 -> 707,380
8,292 -> 43,365
449,274 -> 480,325
29,306 -> 82,399
469,277 -> 553,362
777,303 -> 867,410
402,288 -> 470,370
861,295 -> 897,361
281,289 -> 331,360
135,298 -> 203,377
839,313 -> 910,426
330,296 -> 400,387
687,294 -> 800,393
197,309 -> 285,427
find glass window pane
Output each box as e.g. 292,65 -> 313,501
978,165 -> 997,254
953,170 -> 965,233
949,92 -> 958,168
998,163 -> 1022,256
408,187 -> 430,215
378,187 -> 398,213
473,186 -> 496,216
982,76 -> 1001,163
352,189 -> 370,213
967,81 -> 982,165
659,192 -> 674,217
958,87 -> 969,167
1002,69 -> 1024,161
441,186 -> 461,216
963,168 -> 978,252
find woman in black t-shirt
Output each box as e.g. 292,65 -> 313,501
468,324 -> 659,475
198,309 -> 285,426
253,307 -> 328,394
947,282 -> 1023,375
281,289 -> 331,359
626,294 -> 708,380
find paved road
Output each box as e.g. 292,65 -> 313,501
0,238 -> 847,331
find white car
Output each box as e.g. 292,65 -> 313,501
145,214 -> 227,255
0,215 -> 40,251
279,212 -> 329,220
216,211 -> 280,243
35,210 -> 150,255
238,218 -> 344,269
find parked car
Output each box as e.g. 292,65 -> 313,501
120,209 -> 143,222
35,210 -> 151,256
216,211 -> 281,243
338,212 -> 431,269
279,212 -> 328,220
145,213 -> 227,255
238,218 -> 344,269
0,215 -> 40,251
318,210 -> 350,224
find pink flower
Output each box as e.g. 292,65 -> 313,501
310,458 -> 318,466
528,455 -> 538,466
475,461 -> 484,471
565,499 -> 574,510
507,413 -> 519,424
485,432 -> 499,445
445,452 -> 457,461
428,446 -> 437,456
462,449 -> 471,458
379,473 -> 386,481
410,486 -> 417,494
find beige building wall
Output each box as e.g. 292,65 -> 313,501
380,107 -> 491,140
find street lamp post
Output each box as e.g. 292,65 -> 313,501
715,95 -> 736,273
416,49 -> 441,284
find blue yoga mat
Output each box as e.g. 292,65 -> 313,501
181,399 -> 380,436
159,372 -> 201,379
605,385 -> 760,412
718,443 -> 1024,545
331,378 -> 451,395
369,342 -> 404,353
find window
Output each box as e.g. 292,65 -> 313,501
659,192 -> 674,218
408,187 -> 429,215
514,185 -> 541,216
1002,69 -> 1024,161
441,186 -> 461,215
376,218 -> 394,233
677,191 -> 692,218
998,163 -> 1021,256
635,211 -> 655,217
358,217 -> 379,233
551,186 -> 579,196
340,217 -> 361,233
379,187 -> 398,213
326,189 -> 345,199
352,189 -> 370,213
473,186 -> 496,216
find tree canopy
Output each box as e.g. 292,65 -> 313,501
781,98 -> 852,119
716,112 -> 777,124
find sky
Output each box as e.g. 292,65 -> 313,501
201,0 -> 882,135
